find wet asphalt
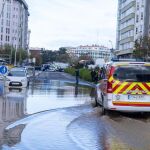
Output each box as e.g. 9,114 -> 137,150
0,72 -> 150,150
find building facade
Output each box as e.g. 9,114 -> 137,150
116,0 -> 150,57
67,45 -> 111,61
0,0 -> 29,50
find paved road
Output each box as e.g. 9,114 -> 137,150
1,72 -> 150,150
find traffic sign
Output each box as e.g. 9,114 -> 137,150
0,66 -> 8,75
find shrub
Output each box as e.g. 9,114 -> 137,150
79,68 -> 92,82
65,67 -> 92,82
64,67 -> 76,76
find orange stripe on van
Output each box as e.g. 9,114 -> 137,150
113,101 -> 150,107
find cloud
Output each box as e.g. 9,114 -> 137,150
26,0 -> 118,49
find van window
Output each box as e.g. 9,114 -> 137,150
113,65 -> 150,82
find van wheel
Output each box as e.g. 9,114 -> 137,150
101,97 -> 106,115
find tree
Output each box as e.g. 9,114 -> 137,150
78,54 -> 94,65
0,44 -> 28,64
11,48 -> 28,65
0,44 -> 12,55
56,53 -> 70,63
0,45 -> 13,64
133,36 -> 150,61
41,48 -> 71,64
3,44 -> 12,54
18,48 -> 28,64
58,47 -> 67,55
42,50 -> 57,63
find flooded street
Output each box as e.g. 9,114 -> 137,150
0,72 -> 150,150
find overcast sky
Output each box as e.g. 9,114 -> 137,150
26,0 -> 118,50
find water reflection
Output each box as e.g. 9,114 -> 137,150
29,80 -> 94,98
4,88 -> 27,119
1,79 -> 95,149
75,85 -> 79,97
0,81 -> 4,96
0,87 -> 27,146
27,80 -> 95,114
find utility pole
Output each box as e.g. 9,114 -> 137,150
14,47 -> 17,66
13,28 -> 18,66
27,30 -> 31,64
109,40 -> 113,49
109,40 -> 114,58
19,4 -> 23,65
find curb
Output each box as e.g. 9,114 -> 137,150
62,72 -> 96,88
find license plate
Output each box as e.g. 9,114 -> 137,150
12,82 -> 19,85
128,95 -> 144,100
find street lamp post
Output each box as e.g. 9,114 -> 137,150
109,40 -> 115,59
109,40 -> 113,49
14,48 -> 17,66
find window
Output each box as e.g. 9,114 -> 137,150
1,19 -> 3,25
114,66 -> 150,82
6,28 -> 10,34
1,27 -> 3,33
1,35 -> 3,41
137,2 -> 139,10
136,15 -> 139,23
141,12 -> 144,20
136,27 -> 138,34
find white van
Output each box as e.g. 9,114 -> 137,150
95,60 -> 150,114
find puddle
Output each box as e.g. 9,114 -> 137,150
0,78 -> 95,149
27,80 -> 95,114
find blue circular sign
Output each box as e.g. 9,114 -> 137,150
0,66 -> 8,75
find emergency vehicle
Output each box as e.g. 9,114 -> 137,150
95,59 -> 150,114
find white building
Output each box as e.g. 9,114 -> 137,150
67,45 -> 111,61
0,0 -> 29,50
116,0 -> 150,57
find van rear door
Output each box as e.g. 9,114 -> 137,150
112,65 -> 150,104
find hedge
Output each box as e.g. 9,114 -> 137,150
64,67 -> 92,82
64,67 -> 76,76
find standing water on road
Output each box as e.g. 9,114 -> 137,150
0,72 -> 107,150
27,80 -> 95,114
1,72 -> 145,150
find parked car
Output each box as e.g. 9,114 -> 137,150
5,67 -> 29,88
49,66 -> 56,72
56,67 -> 64,72
35,66 -> 41,71
95,59 -> 150,114
41,64 -> 50,71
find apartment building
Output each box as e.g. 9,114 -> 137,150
116,0 -> 150,57
0,0 -> 29,50
67,45 -> 111,61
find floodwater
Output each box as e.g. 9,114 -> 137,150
0,77 -> 106,150
26,80 -> 95,114
1,72 -> 150,150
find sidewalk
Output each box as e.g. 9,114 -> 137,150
62,72 -> 96,88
